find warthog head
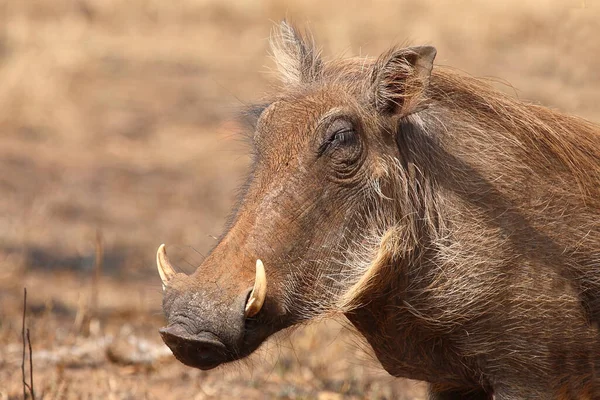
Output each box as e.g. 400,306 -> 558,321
157,21 -> 436,370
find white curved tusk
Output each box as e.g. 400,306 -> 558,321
156,244 -> 176,291
244,259 -> 267,318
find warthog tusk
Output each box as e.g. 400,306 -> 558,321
156,244 -> 176,290
245,259 -> 267,318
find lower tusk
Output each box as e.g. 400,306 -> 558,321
245,259 -> 267,318
156,244 -> 176,290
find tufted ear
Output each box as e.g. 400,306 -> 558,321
370,46 -> 437,116
269,21 -> 323,85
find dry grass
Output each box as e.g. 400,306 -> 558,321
0,0 -> 598,398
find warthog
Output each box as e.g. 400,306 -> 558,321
157,22 -> 600,399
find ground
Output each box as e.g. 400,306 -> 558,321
0,0 -> 598,398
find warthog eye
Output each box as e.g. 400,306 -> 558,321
318,118 -> 358,155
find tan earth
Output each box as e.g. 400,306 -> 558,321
1,0 -> 599,398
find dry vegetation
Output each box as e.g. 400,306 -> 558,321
0,0 -> 598,398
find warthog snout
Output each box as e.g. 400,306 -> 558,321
156,245 -> 272,370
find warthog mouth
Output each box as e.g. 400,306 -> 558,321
159,325 -> 229,370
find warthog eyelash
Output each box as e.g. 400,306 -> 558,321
333,129 -> 355,144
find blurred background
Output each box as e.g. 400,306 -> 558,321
0,0 -> 598,398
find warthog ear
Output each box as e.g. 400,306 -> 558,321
270,21 -> 323,84
371,46 -> 437,116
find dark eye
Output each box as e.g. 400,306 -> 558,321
319,119 -> 357,155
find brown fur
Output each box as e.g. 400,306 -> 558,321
160,22 -> 600,399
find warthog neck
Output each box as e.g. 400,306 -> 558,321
345,284 -> 485,388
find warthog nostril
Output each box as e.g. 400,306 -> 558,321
159,325 -> 228,370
